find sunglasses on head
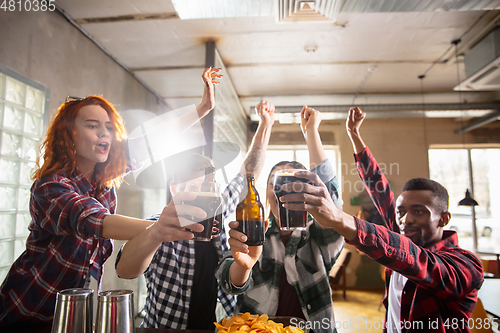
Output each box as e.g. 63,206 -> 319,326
65,96 -> 83,103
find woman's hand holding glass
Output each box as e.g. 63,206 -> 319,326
152,192 -> 205,243
170,180 -> 222,241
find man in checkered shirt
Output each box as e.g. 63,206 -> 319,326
115,101 -> 275,329
342,107 -> 484,333
283,107 -> 483,333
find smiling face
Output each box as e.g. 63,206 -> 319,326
396,190 -> 449,247
73,105 -> 114,178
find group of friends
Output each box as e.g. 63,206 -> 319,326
0,68 -> 484,333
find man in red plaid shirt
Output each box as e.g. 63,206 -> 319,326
279,107 -> 484,333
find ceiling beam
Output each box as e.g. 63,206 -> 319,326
454,110 -> 500,133
270,102 -> 500,113
129,61 -> 432,72
130,65 -> 205,72
74,12 -> 179,24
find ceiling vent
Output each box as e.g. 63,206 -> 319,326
456,27 -> 500,91
278,0 -> 338,22
278,0 -> 500,21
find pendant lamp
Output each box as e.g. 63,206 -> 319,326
458,189 -> 478,206
453,39 -> 479,208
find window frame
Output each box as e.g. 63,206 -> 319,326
0,64 -> 50,281
429,143 -> 500,253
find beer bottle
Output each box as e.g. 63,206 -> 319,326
236,174 -> 265,246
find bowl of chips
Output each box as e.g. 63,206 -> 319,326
215,312 -> 305,333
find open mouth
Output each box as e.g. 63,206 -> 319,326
97,142 -> 110,153
402,228 -> 419,238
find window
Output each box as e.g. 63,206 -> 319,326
429,148 -> 500,253
0,65 -> 49,282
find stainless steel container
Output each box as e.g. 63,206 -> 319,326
95,289 -> 135,333
51,288 -> 94,333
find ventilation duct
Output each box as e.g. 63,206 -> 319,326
337,0 -> 500,13
278,0 -> 500,22
278,0 -> 338,22
456,27 -> 500,91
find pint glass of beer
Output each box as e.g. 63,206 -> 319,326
183,180 -> 222,241
273,169 -> 311,231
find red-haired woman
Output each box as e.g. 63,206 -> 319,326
0,67 -> 221,329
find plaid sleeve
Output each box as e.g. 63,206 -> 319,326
221,173 -> 245,220
311,158 -> 342,209
219,173 -> 245,257
309,159 -> 345,270
348,217 -> 483,297
32,178 -> 110,238
354,147 -> 397,231
215,254 -> 251,295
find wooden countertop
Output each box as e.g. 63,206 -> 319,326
137,329 -> 212,333
7,325 -> 212,333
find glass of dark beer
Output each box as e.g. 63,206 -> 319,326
183,180 -> 222,241
273,169 -> 310,231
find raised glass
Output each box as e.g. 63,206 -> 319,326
273,169 -> 311,231
172,180 -> 222,241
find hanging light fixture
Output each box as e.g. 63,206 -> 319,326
458,189 -> 478,206
452,39 -> 479,208
418,74 -> 429,151
453,39 -> 480,251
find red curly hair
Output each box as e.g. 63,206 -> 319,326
33,95 -> 128,188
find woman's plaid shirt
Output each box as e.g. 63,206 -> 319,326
0,170 -> 114,327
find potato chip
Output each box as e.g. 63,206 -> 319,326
215,313 -> 304,333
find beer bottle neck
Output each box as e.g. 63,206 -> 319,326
245,174 -> 260,202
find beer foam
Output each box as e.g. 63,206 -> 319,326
277,172 -> 296,177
